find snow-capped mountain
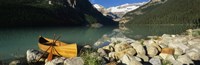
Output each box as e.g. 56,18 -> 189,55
93,2 -> 147,21
93,4 -> 108,16
108,2 -> 146,14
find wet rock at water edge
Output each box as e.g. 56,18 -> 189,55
83,45 -> 92,49
9,60 -> 20,65
26,49 -> 45,63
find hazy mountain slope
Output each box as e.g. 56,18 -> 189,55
122,0 -> 200,25
0,0 -> 117,27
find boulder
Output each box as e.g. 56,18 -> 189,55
108,48 -> 136,59
102,45 -> 114,52
176,55 -> 194,65
45,57 -> 66,65
63,57 -> 84,65
161,48 -> 174,55
136,54 -> 149,62
174,48 -> 183,55
188,38 -> 200,45
186,51 -> 200,60
149,56 -> 161,65
83,45 -> 92,49
9,60 -> 20,65
26,49 -> 44,63
97,48 -> 107,57
114,43 -> 132,52
146,46 -> 158,57
120,55 -> 142,65
131,41 -> 146,55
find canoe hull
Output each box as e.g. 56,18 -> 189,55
38,36 -> 77,58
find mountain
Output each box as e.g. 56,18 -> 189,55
122,0 -> 200,24
0,0 -> 117,27
93,2 -> 147,21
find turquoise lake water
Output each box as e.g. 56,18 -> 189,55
0,24 -> 199,60
0,26 -> 115,60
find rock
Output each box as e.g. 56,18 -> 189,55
120,55 -> 142,65
168,43 -> 189,53
9,60 -> 20,65
161,48 -> 174,55
134,56 -> 142,62
143,39 -> 161,52
108,42 -> 116,47
84,45 -> 92,49
108,48 -> 136,59
158,43 -> 167,48
108,52 -> 116,59
186,51 -> 200,60
106,61 -> 118,65
159,53 -> 180,65
115,48 -> 136,58
131,41 -> 146,55
174,48 -> 183,55
110,37 -> 132,44
97,48 -> 107,57
159,53 -> 174,60
45,57 -> 66,65
64,57 -> 84,65
146,46 -> 158,57
189,43 -> 200,49
149,56 -> 161,65
160,54 -> 179,65
137,54 -> 149,62
26,49 -> 44,63
188,38 -> 200,45
102,45 -> 114,52
91,23 -> 103,28
176,55 -> 194,65
114,43 -> 132,52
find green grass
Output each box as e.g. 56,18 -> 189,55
80,49 -> 101,65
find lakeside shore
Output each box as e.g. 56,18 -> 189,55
2,28 -> 200,65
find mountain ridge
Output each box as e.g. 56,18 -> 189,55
0,0 -> 118,27
93,2 -> 147,21
122,0 -> 200,24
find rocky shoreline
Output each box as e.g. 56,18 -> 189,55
93,28 -> 200,65
5,28 -> 200,65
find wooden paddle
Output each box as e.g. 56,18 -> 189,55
47,35 -> 61,61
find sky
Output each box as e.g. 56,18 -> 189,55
90,0 -> 149,8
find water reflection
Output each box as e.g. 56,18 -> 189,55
124,24 -> 200,39
0,26 -> 115,60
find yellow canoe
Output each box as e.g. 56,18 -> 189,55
38,36 -> 77,58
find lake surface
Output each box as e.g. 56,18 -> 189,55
0,26 -> 115,60
0,24 -> 199,60
124,24 -> 200,39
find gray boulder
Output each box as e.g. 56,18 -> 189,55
26,49 -> 44,63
